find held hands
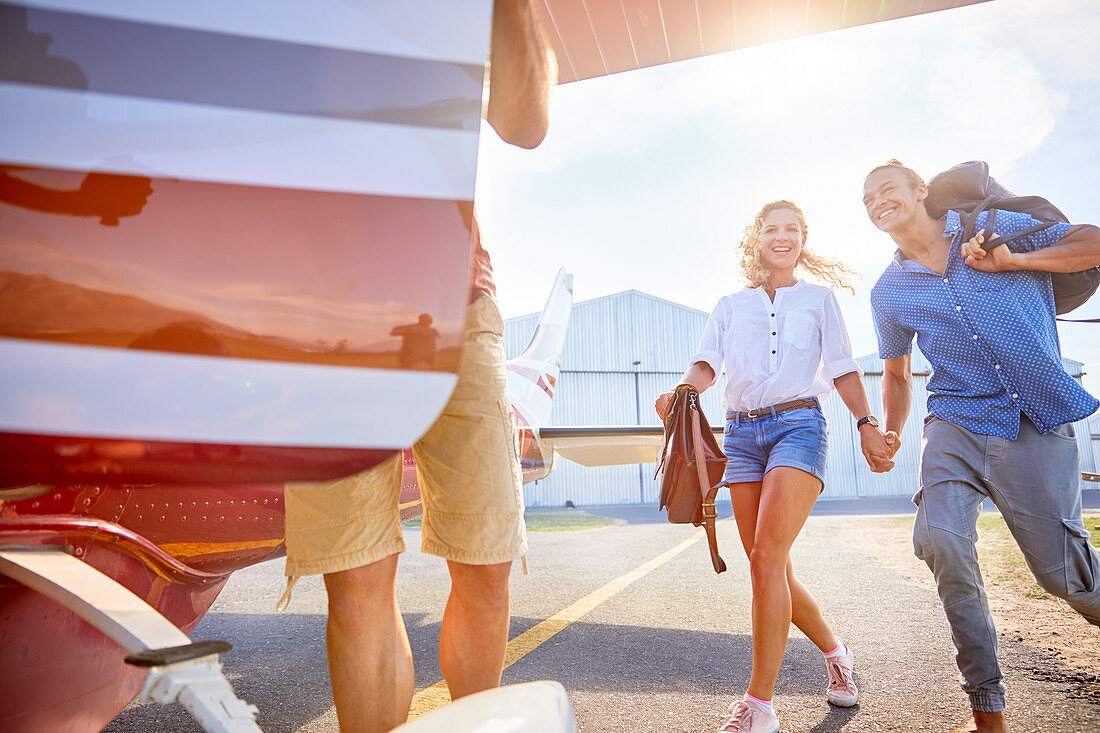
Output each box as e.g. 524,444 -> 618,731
860,424 -> 900,473
961,231 -> 1017,272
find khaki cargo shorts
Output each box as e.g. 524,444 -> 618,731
283,296 -> 527,581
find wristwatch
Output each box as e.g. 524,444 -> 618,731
856,415 -> 880,429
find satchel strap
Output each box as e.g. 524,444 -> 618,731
654,384 -> 692,480
691,405 -> 727,574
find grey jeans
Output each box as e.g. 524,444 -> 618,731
913,414 -> 1100,713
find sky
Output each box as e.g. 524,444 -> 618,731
474,0 -> 1100,398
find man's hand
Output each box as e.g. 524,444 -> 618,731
961,231 -> 1017,272
860,424 -> 900,473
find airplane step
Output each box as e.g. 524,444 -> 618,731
126,639 -> 234,667
0,547 -> 261,733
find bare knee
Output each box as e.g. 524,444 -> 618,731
324,554 -> 400,621
448,560 -> 511,611
749,545 -> 788,586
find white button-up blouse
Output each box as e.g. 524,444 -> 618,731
690,280 -> 862,412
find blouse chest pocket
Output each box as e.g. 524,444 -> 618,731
780,311 -> 818,350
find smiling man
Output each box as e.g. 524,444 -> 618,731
862,160 -> 1100,733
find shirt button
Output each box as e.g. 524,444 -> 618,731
994,364 -> 1001,370
771,350 -> 776,354
770,313 -> 775,318
1012,393 -> 1019,399
943,278 -> 948,283
772,332 -> 776,336
972,334 -> 978,340
955,305 -> 962,311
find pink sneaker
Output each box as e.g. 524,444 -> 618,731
825,646 -> 859,707
718,698 -> 780,733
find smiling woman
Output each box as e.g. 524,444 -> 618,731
739,200 -> 856,294
651,198 -> 899,732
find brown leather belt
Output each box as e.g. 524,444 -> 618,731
727,398 -> 819,421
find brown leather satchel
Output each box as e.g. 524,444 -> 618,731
655,384 -> 728,573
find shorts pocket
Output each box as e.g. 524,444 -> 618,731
777,407 -> 823,425
1063,518 -> 1098,595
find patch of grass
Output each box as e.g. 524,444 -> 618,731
872,511 -> 1100,604
523,509 -> 614,532
403,509 -> 614,532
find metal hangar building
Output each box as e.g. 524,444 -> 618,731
505,290 -> 1097,507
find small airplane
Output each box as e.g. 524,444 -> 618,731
0,1 -> 1000,731
0,267 -> 572,733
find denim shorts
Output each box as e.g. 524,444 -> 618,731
720,405 -> 828,490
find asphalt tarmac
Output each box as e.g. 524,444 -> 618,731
105,497 -> 1100,732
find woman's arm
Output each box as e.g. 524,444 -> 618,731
654,361 -> 715,420
833,371 -> 896,473
655,299 -> 727,419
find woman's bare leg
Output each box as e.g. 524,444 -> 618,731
729,467 -> 826,700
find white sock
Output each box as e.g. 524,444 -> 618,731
744,693 -> 773,713
823,641 -> 848,658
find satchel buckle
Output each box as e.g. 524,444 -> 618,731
745,408 -> 758,419
701,502 -> 717,518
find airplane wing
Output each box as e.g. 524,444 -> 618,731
537,425 -> 721,467
540,0 -> 995,83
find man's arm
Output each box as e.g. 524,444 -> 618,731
962,225 -> 1100,273
486,0 -> 556,149
882,355 -> 912,445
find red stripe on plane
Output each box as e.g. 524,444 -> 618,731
0,164 -> 473,370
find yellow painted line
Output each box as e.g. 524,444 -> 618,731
407,523 -> 720,719
157,538 -> 284,557
399,499 -> 422,511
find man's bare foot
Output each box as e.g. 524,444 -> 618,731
951,710 -> 1009,733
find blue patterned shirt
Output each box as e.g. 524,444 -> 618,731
871,209 -> 1098,439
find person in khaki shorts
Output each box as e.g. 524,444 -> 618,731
281,3 -> 556,732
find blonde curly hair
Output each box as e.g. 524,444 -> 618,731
738,200 -> 856,294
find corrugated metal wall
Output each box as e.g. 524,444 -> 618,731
506,291 -> 1097,506
506,291 -> 726,506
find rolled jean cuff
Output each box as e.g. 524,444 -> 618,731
967,689 -> 1005,713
